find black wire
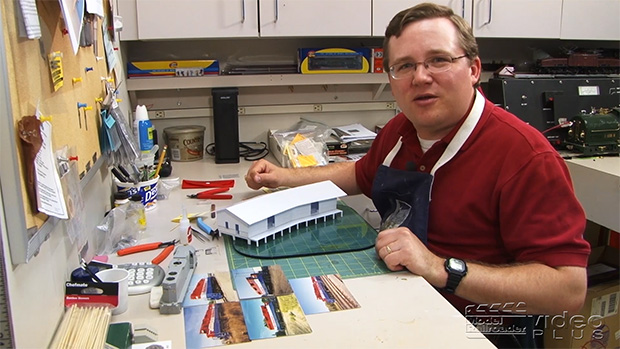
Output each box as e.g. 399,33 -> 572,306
205,142 -> 270,161
240,142 -> 269,161
232,243 -> 375,260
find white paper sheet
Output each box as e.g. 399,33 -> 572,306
85,0 -> 104,17
18,0 -> 41,39
102,20 -> 117,72
58,0 -> 85,54
35,121 -> 68,219
333,123 -> 377,142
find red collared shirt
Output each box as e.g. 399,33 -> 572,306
356,98 -> 590,268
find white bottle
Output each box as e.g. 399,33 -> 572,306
178,206 -> 192,245
134,105 -> 154,154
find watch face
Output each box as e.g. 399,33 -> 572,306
449,258 -> 465,272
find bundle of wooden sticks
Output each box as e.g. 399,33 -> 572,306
49,305 -> 112,348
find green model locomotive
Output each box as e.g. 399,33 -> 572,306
565,108 -> 620,156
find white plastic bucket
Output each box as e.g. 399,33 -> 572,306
115,176 -> 159,211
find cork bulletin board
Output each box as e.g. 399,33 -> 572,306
2,1 -> 114,237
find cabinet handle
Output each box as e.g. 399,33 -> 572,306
461,0 -> 465,18
482,0 -> 493,26
274,0 -> 279,22
241,0 -> 245,23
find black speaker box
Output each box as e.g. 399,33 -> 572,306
212,87 -> 240,163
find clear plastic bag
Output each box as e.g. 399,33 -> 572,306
272,118 -> 331,168
101,82 -> 140,165
157,176 -> 180,200
93,205 -> 139,255
380,200 -> 412,231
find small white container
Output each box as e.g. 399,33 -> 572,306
95,268 -> 130,315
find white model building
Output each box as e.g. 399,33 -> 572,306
217,180 -> 346,245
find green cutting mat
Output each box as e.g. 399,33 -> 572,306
225,203 -> 392,280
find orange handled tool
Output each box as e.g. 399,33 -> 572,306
152,244 -> 176,265
117,239 -> 178,265
186,187 -> 232,200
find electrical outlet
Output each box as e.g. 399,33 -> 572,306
313,104 -> 322,112
386,102 -> 396,109
238,107 -> 245,115
154,111 -> 166,118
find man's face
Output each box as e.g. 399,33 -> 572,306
387,17 -> 481,140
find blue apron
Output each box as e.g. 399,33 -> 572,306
371,90 -> 485,243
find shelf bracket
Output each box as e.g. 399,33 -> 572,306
373,83 -> 388,100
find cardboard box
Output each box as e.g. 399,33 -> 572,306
372,48 -> 384,73
544,246 -> 619,348
268,130 -> 289,167
127,60 -> 219,77
587,246 -> 620,286
326,134 -> 349,156
298,47 -> 371,74
325,134 -> 373,156
544,281 -> 619,348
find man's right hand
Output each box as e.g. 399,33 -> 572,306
245,159 -> 286,189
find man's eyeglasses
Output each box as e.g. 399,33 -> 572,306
389,54 -> 469,79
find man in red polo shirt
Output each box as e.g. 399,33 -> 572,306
245,3 -> 590,345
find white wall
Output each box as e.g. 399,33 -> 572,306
1,167 -> 112,348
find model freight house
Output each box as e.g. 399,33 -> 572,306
218,180 -> 346,245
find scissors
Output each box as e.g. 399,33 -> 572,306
186,187 -> 232,200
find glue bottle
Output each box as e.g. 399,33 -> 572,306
178,206 -> 192,245
128,194 -> 147,235
134,105 -> 154,154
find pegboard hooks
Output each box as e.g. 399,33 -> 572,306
77,103 -> 91,130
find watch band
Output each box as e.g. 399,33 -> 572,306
444,272 -> 463,294
444,258 -> 467,294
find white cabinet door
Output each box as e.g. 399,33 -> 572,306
135,0 -> 259,40
472,0 -> 562,38
259,0 -> 371,37
372,0 -> 472,37
561,0 -> 620,40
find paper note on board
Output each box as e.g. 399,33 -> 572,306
58,0 -> 85,54
35,121 -> 68,219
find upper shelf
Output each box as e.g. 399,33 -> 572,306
125,73 -> 389,91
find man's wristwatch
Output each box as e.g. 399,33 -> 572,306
444,258 -> 467,294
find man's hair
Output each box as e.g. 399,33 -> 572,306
382,2 -> 479,73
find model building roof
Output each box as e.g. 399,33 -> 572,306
221,180 -> 346,225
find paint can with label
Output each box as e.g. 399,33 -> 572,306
163,126 -> 205,162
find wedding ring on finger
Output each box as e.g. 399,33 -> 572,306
385,245 -> 393,255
